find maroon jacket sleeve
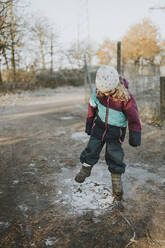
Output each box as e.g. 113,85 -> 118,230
123,93 -> 142,146
85,103 -> 97,135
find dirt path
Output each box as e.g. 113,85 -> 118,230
0,88 -> 164,248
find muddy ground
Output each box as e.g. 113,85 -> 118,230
0,87 -> 164,248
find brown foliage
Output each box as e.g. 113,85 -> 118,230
0,69 -> 87,93
2,69 -> 34,83
122,19 -> 161,64
96,39 -> 116,65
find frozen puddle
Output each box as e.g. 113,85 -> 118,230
0,221 -> 10,233
53,161 -> 164,215
57,180 -> 114,215
71,181 -> 114,212
45,237 -> 58,246
0,222 -> 10,228
55,129 -> 66,136
54,164 -> 114,215
71,132 -> 89,143
58,116 -> 74,120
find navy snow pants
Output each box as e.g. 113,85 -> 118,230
80,136 -> 126,174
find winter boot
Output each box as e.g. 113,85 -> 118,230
111,173 -> 123,201
75,164 -> 93,183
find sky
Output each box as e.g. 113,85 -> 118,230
29,0 -> 165,49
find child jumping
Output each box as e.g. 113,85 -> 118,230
75,65 -> 141,201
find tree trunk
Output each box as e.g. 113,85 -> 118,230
2,47 -> 9,70
50,33 -> 53,74
10,1 -> 16,82
160,77 -> 165,122
39,37 -> 46,70
0,55 -> 3,84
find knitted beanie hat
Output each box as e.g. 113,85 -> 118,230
96,65 -> 119,92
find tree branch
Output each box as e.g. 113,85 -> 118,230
150,6 -> 165,10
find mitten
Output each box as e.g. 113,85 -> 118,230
85,122 -> 93,135
129,130 -> 141,147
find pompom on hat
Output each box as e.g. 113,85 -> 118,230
96,65 -> 119,92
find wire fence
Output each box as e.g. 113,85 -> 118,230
86,63 -> 161,124
126,75 -> 160,95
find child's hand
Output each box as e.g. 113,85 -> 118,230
85,128 -> 91,135
85,122 -> 93,135
129,130 -> 141,147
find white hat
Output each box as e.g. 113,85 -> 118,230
96,65 -> 119,92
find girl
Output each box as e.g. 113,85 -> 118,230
75,65 -> 141,201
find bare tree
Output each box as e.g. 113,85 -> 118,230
31,16 -> 50,70
63,42 -> 95,70
9,1 -> 16,81
0,0 -> 26,82
0,0 -> 12,31
0,0 -> 13,82
150,3 -> 165,10
9,1 -> 26,81
29,15 -> 59,73
50,33 -> 54,73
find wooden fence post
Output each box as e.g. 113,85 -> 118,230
0,50 -> 3,84
117,41 -> 121,74
84,54 -> 92,103
160,77 -> 165,122
84,54 -> 93,92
